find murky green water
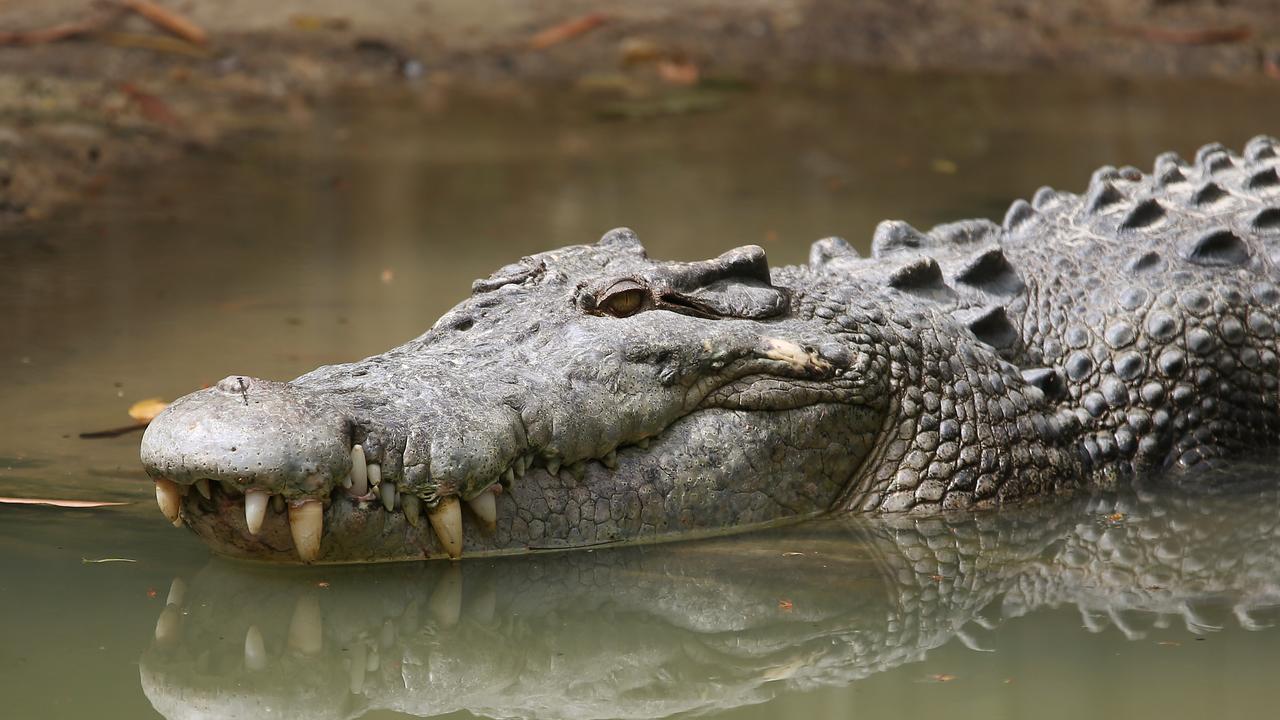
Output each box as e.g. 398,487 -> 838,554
3,71 -> 1280,719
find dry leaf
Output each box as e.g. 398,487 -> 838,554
128,397 -> 169,422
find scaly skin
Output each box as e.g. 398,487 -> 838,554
140,137 -> 1280,563
138,486 -> 1280,720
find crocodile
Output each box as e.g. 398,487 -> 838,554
140,137 -> 1280,563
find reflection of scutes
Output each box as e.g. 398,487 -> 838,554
1002,484 -> 1280,638
140,485 -> 1278,720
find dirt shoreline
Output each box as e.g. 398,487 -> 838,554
1,0 -> 1277,231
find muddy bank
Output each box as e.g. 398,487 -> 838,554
0,0 -> 1277,230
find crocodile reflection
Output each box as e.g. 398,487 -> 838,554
140,486 -> 1280,720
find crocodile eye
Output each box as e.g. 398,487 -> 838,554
598,281 -> 649,318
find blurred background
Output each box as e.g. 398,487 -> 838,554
1,2 -> 1279,719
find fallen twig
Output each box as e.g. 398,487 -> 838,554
529,13 -> 607,50
82,557 -> 137,563
0,496 -> 129,508
119,0 -> 208,46
79,422 -> 149,439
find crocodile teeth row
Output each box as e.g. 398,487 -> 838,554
238,490 -> 324,562
347,443 -> 492,558
154,476 -> 324,562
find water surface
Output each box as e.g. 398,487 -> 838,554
3,71 -> 1279,719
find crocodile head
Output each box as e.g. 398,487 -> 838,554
140,229 -> 890,562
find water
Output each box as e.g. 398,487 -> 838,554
3,70 -> 1280,719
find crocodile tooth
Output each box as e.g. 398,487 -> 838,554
546,457 -> 561,476
514,457 -> 527,478
350,444 -> 368,496
288,499 -> 323,562
602,450 -> 618,469
504,466 -> 515,484
155,478 -> 182,524
380,481 -> 397,512
218,480 -> 236,496
368,463 -> 382,488
244,625 -> 268,671
194,478 -> 211,500
467,491 -> 497,532
366,645 -> 380,672
288,594 -> 323,655
245,489 -> 269,535
402,493 -> 421,527
271,493 -> 285,514
569,461 -> 585,480
428,496 -> 463,559
342,473 -> 353,489
637,437 -> 650,449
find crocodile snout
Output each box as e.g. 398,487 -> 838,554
140,376 -> 354,560
141,376 -> 353,493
